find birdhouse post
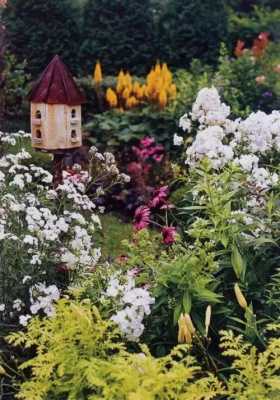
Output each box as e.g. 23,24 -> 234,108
29,55 -> 86,185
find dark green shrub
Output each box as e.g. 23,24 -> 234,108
158,0 -> 228,68
229,6 -> 280,44
3,0 -> 81,76
81,0 -> 156,75
0,52 -> 30,131
229,0 -> 280,13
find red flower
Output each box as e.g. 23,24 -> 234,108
252,32 -> 269,58
133,206 -> 151,230
234,40 -> 245,58
162,226 -> 177,245
140,137 -> 155,148
149,186 -> 169,208
127,161 -> 143,175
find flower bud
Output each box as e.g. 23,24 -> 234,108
234,283 -> 248,309
205,305 -> 211,337
184,313 -> 195,335
178,314 -> 192,344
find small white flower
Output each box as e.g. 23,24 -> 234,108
173,133 -> 184,146
19,314 -> 31,326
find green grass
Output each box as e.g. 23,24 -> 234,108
98,213 -> 133,261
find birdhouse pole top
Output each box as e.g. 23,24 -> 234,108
29,55 -> 86,106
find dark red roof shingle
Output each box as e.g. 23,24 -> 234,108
29,55 -> 86,105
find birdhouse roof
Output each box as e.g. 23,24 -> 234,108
29,55 -> 86,105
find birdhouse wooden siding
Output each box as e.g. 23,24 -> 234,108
29,55 -> 85,151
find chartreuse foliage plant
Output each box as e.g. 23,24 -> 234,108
6,299 -> 280,399
7,298 -> 224,400
220,325 -> 280,399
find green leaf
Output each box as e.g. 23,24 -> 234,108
182,291 -> 192,313
173,303 -> 182,325
231,244 -> 246,281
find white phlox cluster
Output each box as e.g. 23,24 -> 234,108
176,87 -> 280,195
0,132 -> 103,324
104,273 -> 155,341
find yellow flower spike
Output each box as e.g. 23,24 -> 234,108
116,70 -> 125,94
234,283 -> 248,310
118,69 -> 125,80
159,89 -> 167,109
122,87 -> 131,100
126,96 -> 138,109
178,314 -> 192,344
133,81 -> 140,94
205,305 -> 212,337
155,62 -> 161,76
135,85 -> 144,100
162,63 -> 172,84
124,72 -> 132,87
106,88 -> 118,108
184,314 -> 196,335
93,61 -> 102,85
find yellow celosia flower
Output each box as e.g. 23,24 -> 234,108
93,61 -> 102,85
116,70 -> 125,94
126,96 -> 138,109
124,72 -> 132,88
122,87 -> 131,100
159,89 -> 167,109
133,81 -> 140,93
162,63 -> 172,85
106,88 -> 118,108
234,283 -> 248,309
155,62 -> 161,76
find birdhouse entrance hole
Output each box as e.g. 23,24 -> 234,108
71,129 -> 78,142
36,129 -> 42,139
71,109 -> 76,118
35,110 -> 42,119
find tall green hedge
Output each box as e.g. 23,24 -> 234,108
81,0 -> 156,75
3,0 -> 81,77
157,0 -> 229,68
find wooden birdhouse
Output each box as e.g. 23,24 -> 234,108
29,55 -> 86,151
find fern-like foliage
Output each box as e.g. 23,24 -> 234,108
220,325 -> 280,399
7,299 -> 224,400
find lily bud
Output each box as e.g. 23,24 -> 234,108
178,313 -> 192,344
184,313 -> 195,335
234,283 -> 248,309
205,305 -> 211,337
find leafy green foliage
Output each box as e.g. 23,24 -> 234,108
3,0 -> 81,76
213,44 -> 279,117
81,0 -> 156,75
